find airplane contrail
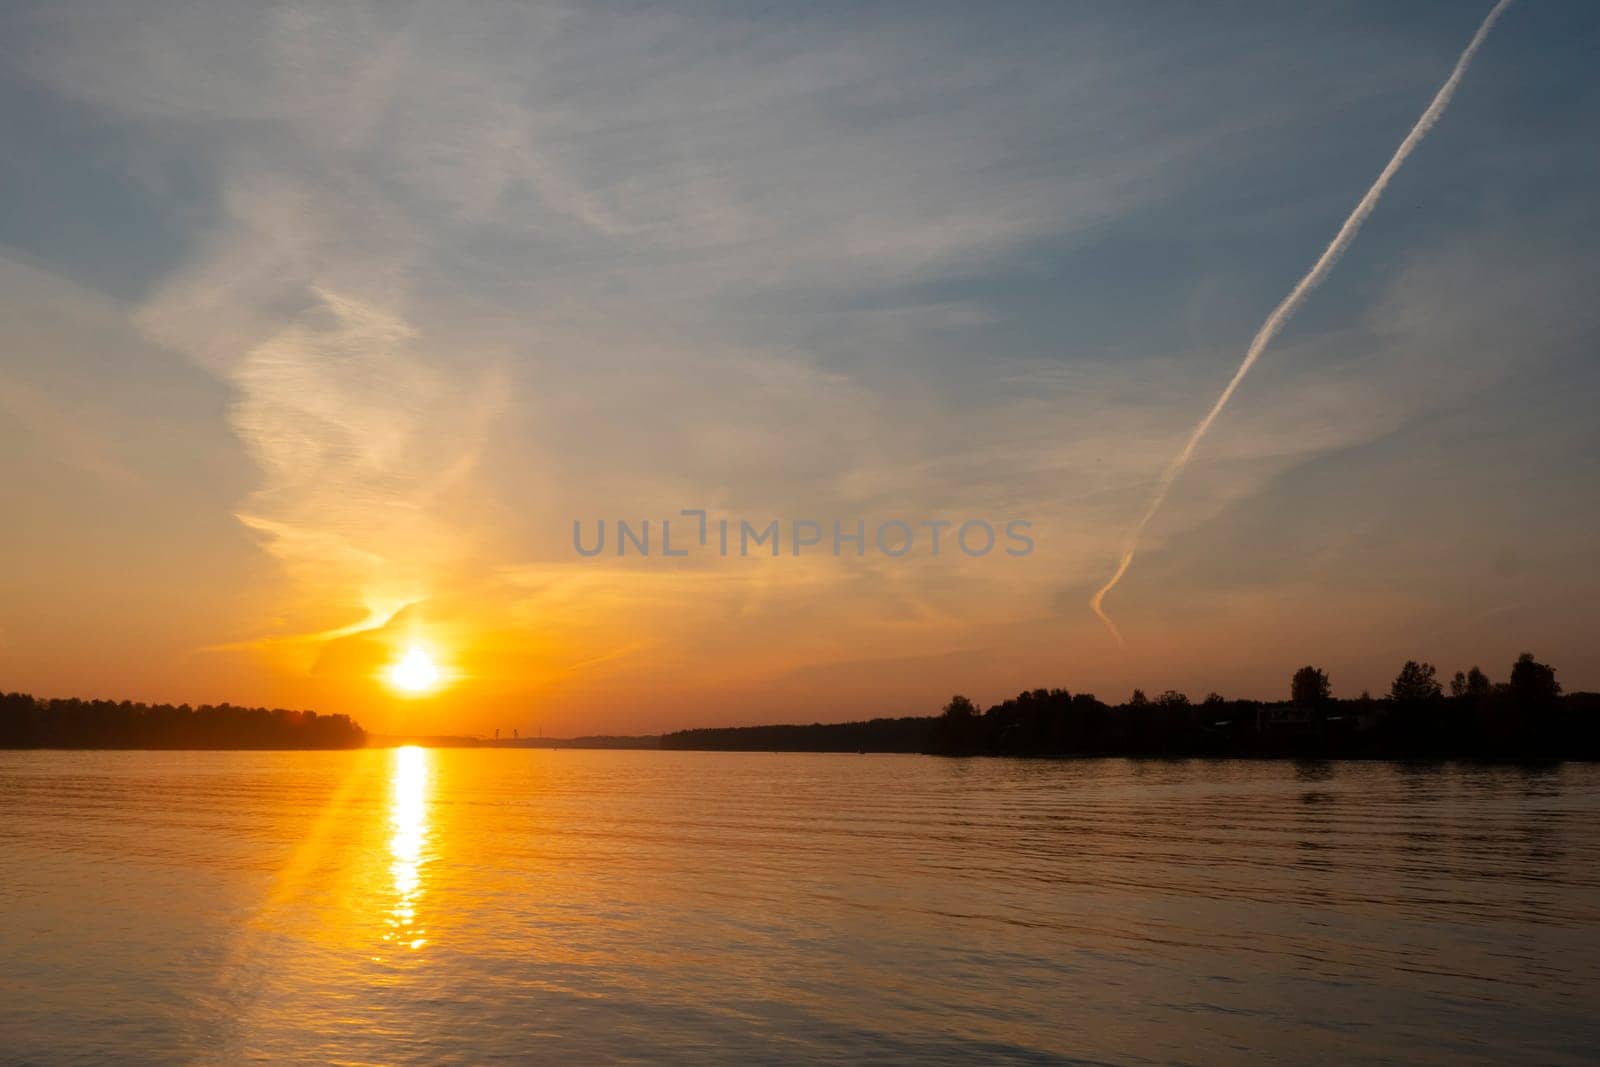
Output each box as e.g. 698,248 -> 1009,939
1090,0 -> 1515,646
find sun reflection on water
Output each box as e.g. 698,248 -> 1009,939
385,746 -> 431,954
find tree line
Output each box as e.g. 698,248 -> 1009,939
663,653 -> 1600,760
661,716 -> 930,753
0,692 -> 367,749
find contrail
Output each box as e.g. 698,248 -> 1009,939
1090,0 -> 1514,646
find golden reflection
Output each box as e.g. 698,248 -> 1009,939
385,745 -> 431,953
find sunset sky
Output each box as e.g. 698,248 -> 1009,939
1,1 -> 1596,736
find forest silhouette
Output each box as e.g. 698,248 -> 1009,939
0,693 -> 365,749
4,652 -> 1596,758
663,653 -> 1600,760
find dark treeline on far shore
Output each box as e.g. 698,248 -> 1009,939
6,652 -> 1595,758
0,692 -> 366,749
661,717 -> 930,754
664,653 -> 1600,760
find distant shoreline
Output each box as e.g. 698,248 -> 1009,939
0,692 -> 366,750
7,653 -> 1597,760
2,743 -> 1595,764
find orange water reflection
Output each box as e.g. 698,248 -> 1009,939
384,746 -> 431,953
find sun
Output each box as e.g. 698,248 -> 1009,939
386,645 -> 442,696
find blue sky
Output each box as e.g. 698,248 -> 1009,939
1,1 -> 1596,731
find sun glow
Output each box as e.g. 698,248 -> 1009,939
386,645 -> 442,695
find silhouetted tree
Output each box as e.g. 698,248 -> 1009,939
942,695 -> 978,720
1390,661 -> 1442,704
1128,689 -> 1148,707
1509,652 -> 1561,706
1291,666 -> 1332,707
1450,666 -> 1492,699
1288,666 -> 1335,749
932,694 -> 981,754
1155,691 -> 1190,708
1203,692 -> 1225,707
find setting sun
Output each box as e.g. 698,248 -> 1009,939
386,646 -> 442,696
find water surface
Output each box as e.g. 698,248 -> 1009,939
2,751 -> 1597,1063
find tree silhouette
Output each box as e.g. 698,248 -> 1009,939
1155,690 -> 1190,708
1291,666 -> 1331,707
1128,689 -> 1149,707
942,695 -> 978,720
1509,652 -> 1560,706
1450,665 -> 1492,699
1389,661 -> 1442,704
